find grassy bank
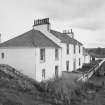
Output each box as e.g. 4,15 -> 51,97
0,64 -> 105,105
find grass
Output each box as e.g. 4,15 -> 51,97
0,63 -> 79,105
0,64 -> 78,105
0,64 -> 105,105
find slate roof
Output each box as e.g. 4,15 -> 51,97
50,30 -> 83,45
0,29 -> 60,48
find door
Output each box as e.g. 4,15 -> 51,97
66,61 -> 69,71
73,59 -> 76,71
55,66 -> 58,78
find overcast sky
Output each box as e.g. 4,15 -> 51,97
0,0 -> 105,48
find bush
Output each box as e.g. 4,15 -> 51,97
38,77 -> 78,105
3,99 -> 22,105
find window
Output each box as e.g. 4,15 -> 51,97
55,66 -> 59,78
79,58 -> 81,66
47,24 -> 50,31
74,45 -> 76,54
73,59 -> 76,71
1,53 -> 4,59
42,69 -> 46,80
79,46 -> 81,54
55,49 -> 59,60
66,61 -> 69,71
40,48 -> 45,62
67,44 -> 69,54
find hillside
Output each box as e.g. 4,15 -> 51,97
0,64 -> 50,105
0,64 -> 77,105
1,64 -> 105,105
86,47 -> 105,58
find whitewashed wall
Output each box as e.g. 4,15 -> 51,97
74,45 -> 84,70
34,24 -> 84,72
33,24 -> 61,43
0,47 -> 62,82
59,43 -> 74,72
84,55 -> 91,64
35,47 -> 62,81
0,47 -> 36,79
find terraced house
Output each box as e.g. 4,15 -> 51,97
50,29 -> 83,71
0,18 -> 84,81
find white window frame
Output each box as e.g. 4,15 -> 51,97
40,48 -> 45,62
42,69 -> 46,80
55,66 -> 59,78
1,52 -> 4,59
74,45 -> 76,54
67,44 -> 69,55
55,48 -> 59,60
66,61 -> 69,71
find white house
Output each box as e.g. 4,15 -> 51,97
83,48 -> 91,64
0,18 -> 84,81
0,28 -> 62,82
32,18 -> 84,72
50,30 -> 84,71
89,53 -> 105,61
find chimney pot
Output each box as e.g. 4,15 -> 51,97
62,28 -> 74,38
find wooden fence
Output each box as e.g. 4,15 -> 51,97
77,59 -> 105,82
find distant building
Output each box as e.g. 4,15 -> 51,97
85,48 -> 105,61
0,18 -> 84,81
89,53 -> 105,61
83,48 -> 91,64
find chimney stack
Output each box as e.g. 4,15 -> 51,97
33,18 -> 50,32
62,29 -> 74,38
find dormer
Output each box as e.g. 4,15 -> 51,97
33,18 -> 51,32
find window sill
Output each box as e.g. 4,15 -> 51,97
40,60 -> 45,63
55,58 -> 59,61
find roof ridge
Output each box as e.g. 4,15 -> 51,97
0,29 -> 60,48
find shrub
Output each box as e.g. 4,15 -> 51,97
39,77 -> 78,105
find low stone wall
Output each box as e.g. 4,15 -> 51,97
62,71 -> 82,80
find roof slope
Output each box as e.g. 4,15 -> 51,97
0,29 -> 60,48
50,30 -> 83,45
